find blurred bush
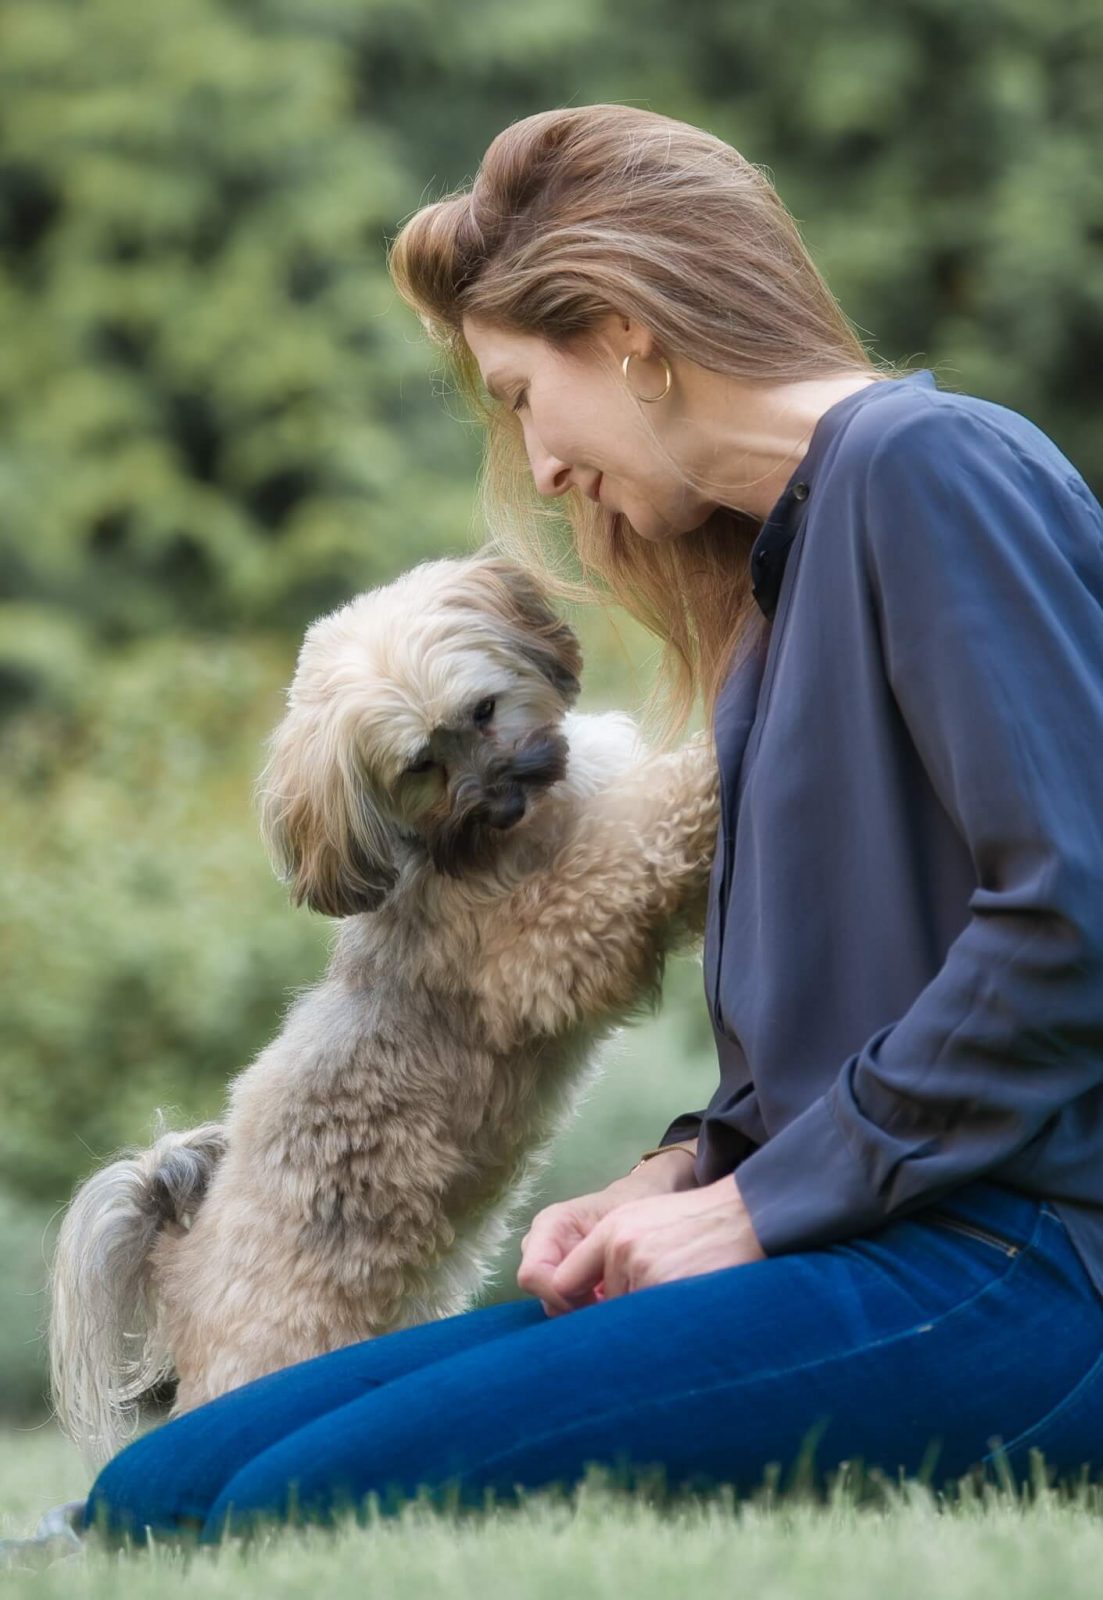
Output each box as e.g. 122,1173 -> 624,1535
0,0 -> 485,667
0,1187 -> 57,1421
1,632 -> 324,1203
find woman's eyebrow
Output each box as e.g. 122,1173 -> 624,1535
483,371 -> 509,400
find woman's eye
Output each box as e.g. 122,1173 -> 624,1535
473,697 -> 496,725
510,388 -> 528,414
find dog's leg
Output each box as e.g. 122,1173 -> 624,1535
477,735 -> 719,1045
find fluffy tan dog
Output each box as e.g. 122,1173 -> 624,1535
49,552 -> 719,1465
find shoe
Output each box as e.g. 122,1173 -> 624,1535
0,1498 -> 87,1572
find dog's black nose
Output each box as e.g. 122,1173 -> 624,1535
485,790 -> 527,829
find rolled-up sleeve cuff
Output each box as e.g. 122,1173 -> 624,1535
733,1094 -> 888,1256
657,1111 -> 704,1148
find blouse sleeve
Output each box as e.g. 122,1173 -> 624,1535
655,1073 -> 742,1151
656,1109 -> 706,1148
732,404 -> 1103,1255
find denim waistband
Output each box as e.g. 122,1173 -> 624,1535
918,1177 -> 1047,1250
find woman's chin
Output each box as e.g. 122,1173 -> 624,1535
627,502 -> 715,542
685,500 -> 719,533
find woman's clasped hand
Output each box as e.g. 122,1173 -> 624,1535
517,1168 -> 767,1315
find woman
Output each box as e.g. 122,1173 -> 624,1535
83,103 -> 1103,1542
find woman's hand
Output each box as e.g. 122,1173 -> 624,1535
516,1190 -> 612,1315
549,1174 -> 766,1306
517,1145 -> 699,1315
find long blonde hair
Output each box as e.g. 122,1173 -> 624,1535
387,103 -> 914,743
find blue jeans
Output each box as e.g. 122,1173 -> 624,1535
84,1179 -> 1103,1543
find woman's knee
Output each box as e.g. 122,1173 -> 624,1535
84,1296 -> 548,1541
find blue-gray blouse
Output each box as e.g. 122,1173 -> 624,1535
659,369 -> 1103,1300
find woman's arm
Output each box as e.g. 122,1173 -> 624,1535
733,405 -> 1103,1256
624,1137 -> 700,1192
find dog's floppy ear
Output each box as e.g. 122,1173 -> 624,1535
255,710 -> 399,918
464,555 -> 583,704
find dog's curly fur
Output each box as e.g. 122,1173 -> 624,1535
49,552 -> 719,1466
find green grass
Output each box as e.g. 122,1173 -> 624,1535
5,1428 -> 1103,1598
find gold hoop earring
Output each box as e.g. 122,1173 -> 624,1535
622,351 -> 672,403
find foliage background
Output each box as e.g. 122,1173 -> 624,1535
2,0 -> 1101,1422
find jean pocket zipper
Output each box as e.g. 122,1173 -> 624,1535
924,1210 -> 1021,1258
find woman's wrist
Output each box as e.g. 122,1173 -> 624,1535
614,1140 -> 699,1196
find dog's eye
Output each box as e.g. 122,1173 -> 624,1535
405,755 -> 436,775
473,697 -> 496,726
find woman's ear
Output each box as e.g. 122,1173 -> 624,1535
255,710 -> 399,918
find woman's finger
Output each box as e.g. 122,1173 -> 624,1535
517,1206 -> 588,1291
520,1204 -> 578,1262
518,1241 -> 577,1309
519,1241 -> 601,1312
518,1250 -> 574,1311
550,1216 -> 610,1303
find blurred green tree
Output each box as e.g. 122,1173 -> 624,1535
0,0 -> 481,678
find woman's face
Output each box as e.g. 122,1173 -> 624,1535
462,313 -> 716,542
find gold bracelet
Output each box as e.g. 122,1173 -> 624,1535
631,1144 -> 697,1171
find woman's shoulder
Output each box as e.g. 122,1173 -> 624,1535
841,375 -> 1095,512
836,377 -> 1103,588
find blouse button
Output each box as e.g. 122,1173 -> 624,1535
792,481 -> 809,501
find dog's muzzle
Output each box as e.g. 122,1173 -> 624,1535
480,729 -> 568,830
481,787 -> 528,830
430,729 -> 569,876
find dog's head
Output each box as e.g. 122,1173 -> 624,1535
256,554 -> 583,916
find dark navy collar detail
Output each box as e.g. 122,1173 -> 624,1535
748,371 -> 937,620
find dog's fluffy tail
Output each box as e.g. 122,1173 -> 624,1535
48,1115 -> 227,1467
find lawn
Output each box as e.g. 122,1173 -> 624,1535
4,1427 -> 1103,1598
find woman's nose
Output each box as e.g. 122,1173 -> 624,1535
528,441 -> 574,499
